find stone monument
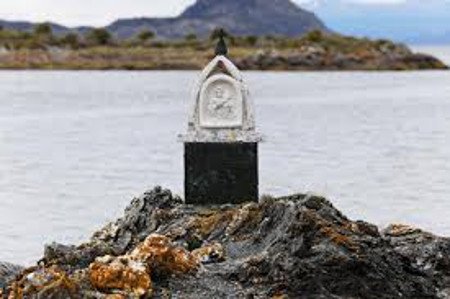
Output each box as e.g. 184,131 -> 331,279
181,32 -> 262,205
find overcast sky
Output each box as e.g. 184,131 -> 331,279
0,0 -> 448,43
0,0 -> 428,27
0,0 -> 195,26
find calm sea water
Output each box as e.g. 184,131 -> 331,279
1,46 -> 450,265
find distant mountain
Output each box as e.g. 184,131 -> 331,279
108,0 -> 328,39
0,20 -> 68,35
0,0 -> 328,39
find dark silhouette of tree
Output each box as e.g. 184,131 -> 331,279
185,33 -> 197,41
34,23 -> 53,36
305,30 -> 323,43
137,30 -> 155,43
246,35 -> 258,46
61,33 -> 80,49
86,28 -> 112,46
209,28 -> 230,41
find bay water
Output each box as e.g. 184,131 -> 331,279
1,46 -> 449,265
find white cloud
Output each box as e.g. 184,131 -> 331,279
0,0 -> 447,27
0,0 -> 196,27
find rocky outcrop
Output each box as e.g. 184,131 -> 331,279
236,46 -> 448,71
1,187 -> 450,298
0,263 -> 23,288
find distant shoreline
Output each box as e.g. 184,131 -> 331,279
0,32 -> 447,71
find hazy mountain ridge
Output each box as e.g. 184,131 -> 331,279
0,0 -> 328,39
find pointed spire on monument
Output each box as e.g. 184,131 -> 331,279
214,29 -> 228,56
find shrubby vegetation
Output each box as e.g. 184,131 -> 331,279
0,26 -> 445,70
0,24 -> 403,52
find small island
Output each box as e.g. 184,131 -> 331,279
0,25 -> 447,71
1,187 -> 449,298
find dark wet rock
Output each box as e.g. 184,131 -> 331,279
41,186 -> 183,271
3,186 -> 450,298
383,224 -> 450,296
0,262 -> 23,288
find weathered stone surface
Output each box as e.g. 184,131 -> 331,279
0,262 -> 22,289
192,242 -> 225,264
2,186 -> 450,298
6,265 -> 78,298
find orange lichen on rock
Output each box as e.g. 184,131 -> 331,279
88,234 -> 201,297
320,226 -> 359,252
89,256 -> 151,297
6,266 -> 78,299
7,282 -> 23,299
189,209 -> 236,238
130,234 -> 199,275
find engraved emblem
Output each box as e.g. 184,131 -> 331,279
199,74 -> 243,128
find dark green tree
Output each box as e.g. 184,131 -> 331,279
60,32 -> 80,49
209,28 -> 230,41
86,28 -> 112,46
245,35 -> 258,46
305,30 -> 323,43
137,30 -> 155,43
34,23 -> 53,36
185,33 -> 197,41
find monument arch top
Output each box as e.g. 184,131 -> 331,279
182,54 -> 262,143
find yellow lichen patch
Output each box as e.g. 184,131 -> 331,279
7,266 -> 78,299
385,224 -> 422,237
320,226 -> 359,252
130,234 -> 199,275
192,242 -> 225,264
7,282 -> 23,299
89,256 -> 151,297
189,209 -> 236,238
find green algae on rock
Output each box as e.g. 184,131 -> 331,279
1,186 -> 450,298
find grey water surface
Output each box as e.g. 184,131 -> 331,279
1,46 -> 450,265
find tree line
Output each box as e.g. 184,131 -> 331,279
0,23 -> 332,51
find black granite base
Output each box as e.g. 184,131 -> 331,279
184,142 -> 258,205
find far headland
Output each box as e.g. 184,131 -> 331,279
0,0 -> 447,71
